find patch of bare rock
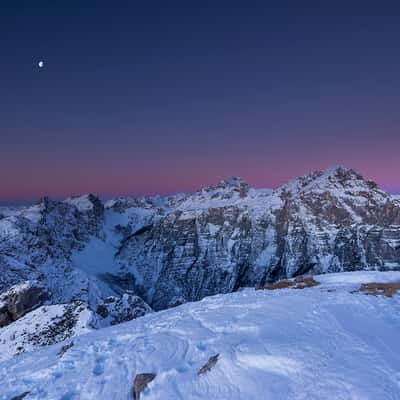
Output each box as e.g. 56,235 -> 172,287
133,373 -> 156,400
132,353 -> 221,399
257,276 -> 320,291
0,281 -> 49,328
355,282 -> 400,297
198,353 -> 220,375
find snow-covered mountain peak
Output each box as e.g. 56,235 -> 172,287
64,194 -> 102,212
278,165 -> 383,199
0,206 -> 25,219
322,164 -> 360,178
313,165 -> 379,191
218,176 -> 249,188
199,176 -> 250,197
170,177 -> 253,212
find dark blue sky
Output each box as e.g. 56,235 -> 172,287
1,1 -> 400,202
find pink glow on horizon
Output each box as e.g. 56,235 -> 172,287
1,121 -> 399,203
1,157 -> 399,204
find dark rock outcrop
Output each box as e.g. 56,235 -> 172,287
0,281 -> 49,327
198,353 -> 220,375
133,373 -> 156,400
57,341 -> 74,357
10,392 -> 30,400
96,294 -> 152,326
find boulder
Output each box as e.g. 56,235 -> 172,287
133,373 -> 156,400
198,353 -> 220,375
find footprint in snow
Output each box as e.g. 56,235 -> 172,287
92,355 -> 107,376
60,391 -> 78,400
175,364 -> 190,373
196,343 -> 207,352
51,369 -> 63,379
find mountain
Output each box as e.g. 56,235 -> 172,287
0,166 -> 399,357
1,271 -> 400,400
116,165 -> 400,309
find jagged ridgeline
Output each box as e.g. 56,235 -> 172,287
1,165 -> 400,316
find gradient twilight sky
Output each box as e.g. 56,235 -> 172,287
1,1 -> 400,203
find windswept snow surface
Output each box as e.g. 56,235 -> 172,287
1,271 -> 400,400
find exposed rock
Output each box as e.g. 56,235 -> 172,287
10,392 -> 30,400
356,282 -> 400,297
117,166 -> 400,309
257,276 -> 320,291
58,341 -> 74,357
198,353 -> 220,375
96,294 -> 152,326
0,281 -> 49,327
133,373 -> 156,400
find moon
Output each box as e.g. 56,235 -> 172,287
38,61 -> 44,68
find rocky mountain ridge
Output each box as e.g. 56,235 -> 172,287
0,166 -> 399,357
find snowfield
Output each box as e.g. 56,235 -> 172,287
1,271 -> 400,400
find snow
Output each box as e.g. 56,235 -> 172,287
104,207 -> 155,237
314,270 -> 400,285
72,238 -> 119,276
278,165 -> 386,205
0,217 -> 20,238
64,195 -> 96,212
70,205 -> 156,295
1,271 -> 400,400
20,205 -> 43,224
173,178 -> 273,215
0,206 -> 24,218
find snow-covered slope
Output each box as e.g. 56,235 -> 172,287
0,206 -> 25,219
1,166 -> 400,354
1,271 -> 400,400
0,302 -> 95,362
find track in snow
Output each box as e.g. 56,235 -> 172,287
1,271 -> 400,400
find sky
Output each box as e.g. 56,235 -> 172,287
1,1 -> 400,203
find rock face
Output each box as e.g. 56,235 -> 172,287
0,165 -> 399,315
117,167 -> 400,309
96,294 -> 153,326
0,195 -> 154,356
0,281 -> 49,327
